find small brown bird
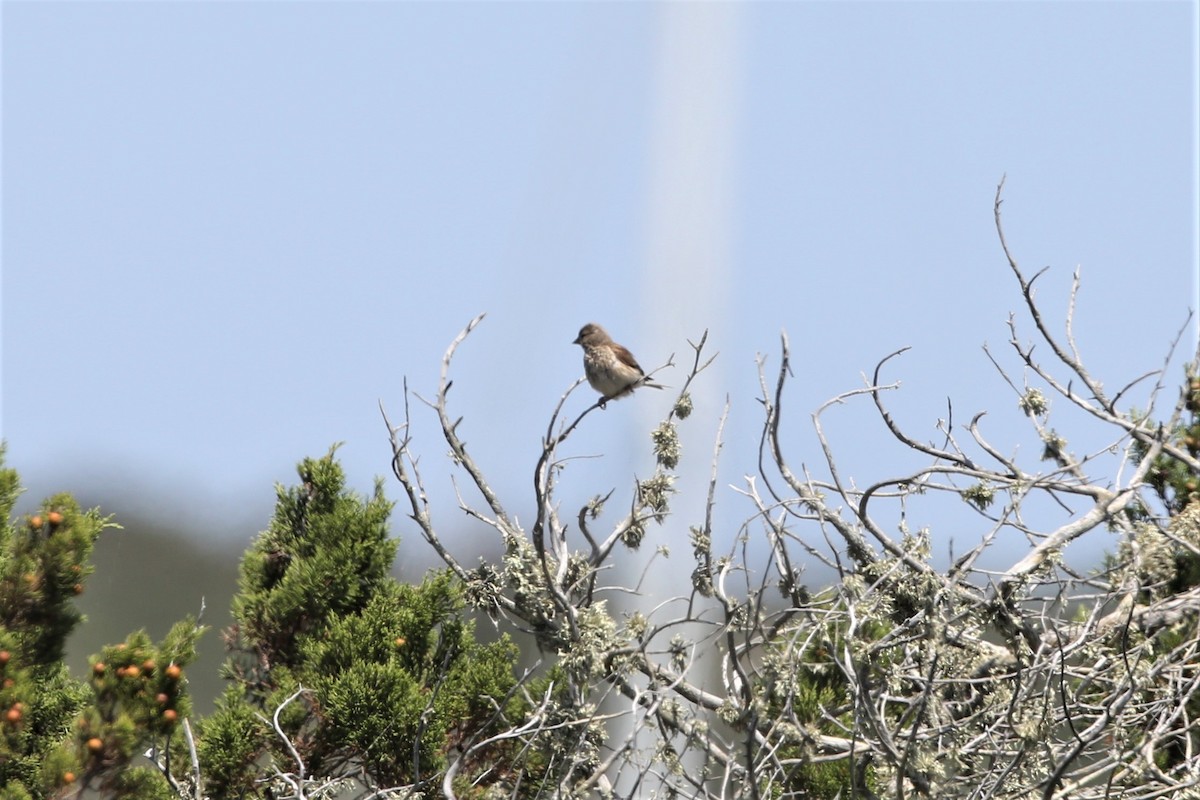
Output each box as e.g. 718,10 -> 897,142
573,323 -> 664,403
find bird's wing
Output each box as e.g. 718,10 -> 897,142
612,343 -> 646,376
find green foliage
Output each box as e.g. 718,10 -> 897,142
303,576 -> 522,785
0,450 -> 200,797
78,623 -> 202,795
757,590 -> 881,798
0,480 -> 111,666
0,655 -> 88,798
230,448 -> 397,678
210,447 -> 523,794
0,448 -> 112,797
195,686 -> 267,797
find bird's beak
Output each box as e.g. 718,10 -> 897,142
572,335 -> 582,345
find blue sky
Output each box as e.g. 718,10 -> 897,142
3,2 -> 1197,580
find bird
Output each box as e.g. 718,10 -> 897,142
573,323 -> 664,404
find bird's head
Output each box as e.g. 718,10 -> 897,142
573,323 -> 611,347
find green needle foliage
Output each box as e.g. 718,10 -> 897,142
0,447 -> 202,799
0,445 -> 104,798
203,447 -> 523,796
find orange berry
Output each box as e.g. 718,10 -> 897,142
63,771 -> 76,784
0,650 -> 10,666
92,662 -> 106,676
162,708 -> 178,723
5,707 -> 20,724
47,511 -> 63,527
394,636 -> 407,647
165,664 -> 182,680
86,737 -> 103,753
72,583 -> 84,596
142,659 -> 157,672
29,515 -> 43,529
156,692 -> 169,705
3,679 -> 14,689
124,665 -> 140,679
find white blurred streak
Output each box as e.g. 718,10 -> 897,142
640,4 -> 742,515
642,4 -> 741,368
624,9 -> 743,787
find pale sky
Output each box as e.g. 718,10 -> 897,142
3,2 -> 1196,581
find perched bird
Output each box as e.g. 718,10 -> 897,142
573,323 -> 664,404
